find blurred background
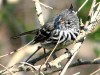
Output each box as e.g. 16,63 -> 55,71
0,0 -> 100,75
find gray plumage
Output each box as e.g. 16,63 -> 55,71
12,5 -> 80,50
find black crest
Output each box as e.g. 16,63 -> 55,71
69,4 -> 74,12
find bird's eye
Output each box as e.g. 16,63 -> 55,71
67,20 -> 71,24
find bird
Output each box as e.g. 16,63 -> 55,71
12,4 -> 80,52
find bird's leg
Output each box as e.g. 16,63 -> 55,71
44,62 -> 51,71
25,46 -> 42,62
43,48 -> 47,61
52,52 -> 57,60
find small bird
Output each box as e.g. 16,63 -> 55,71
12,5 -> 80,50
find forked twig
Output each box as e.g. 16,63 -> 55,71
60,0 -> 99,74
0,0 -> 100,75
0,64 -> 14,75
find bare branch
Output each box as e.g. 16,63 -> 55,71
33,0 -> 44,26
33,0 -> 53,9
0,64 -> 14,75
76,0 -> 88,14
90,68 -> 100,75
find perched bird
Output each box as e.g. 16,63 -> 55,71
12,5 -> 80,50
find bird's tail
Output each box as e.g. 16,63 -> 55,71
11,29 -> 38,39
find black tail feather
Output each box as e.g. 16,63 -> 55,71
11,29 -> 38,39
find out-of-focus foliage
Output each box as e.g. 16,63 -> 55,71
0,4 -> 24,34
0,2 -> 35,43
94,48 -> 100,57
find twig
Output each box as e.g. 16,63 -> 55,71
60,42 -> 84,75
0,64 -> 14,75
76,0 -> 88,14
95,2 -> 100,7
90,68 -> 100,75
28,48 -> 61,65
85,0 -> 96,27
69,59 -> 100,68
0,39 -> 34,59
33,0 -> 53,9
1,1 -> 100,75
33,0 -> 44,26
60,0 -> 99,74
73,72 -> 80,75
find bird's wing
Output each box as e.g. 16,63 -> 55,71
11,29 -> 39,39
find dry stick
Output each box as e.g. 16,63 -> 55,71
2,58 -> 100,75
33,0 -> 53,9
1,62 -> 38,75
92,4 -> 100,22
1,0 -> 45,74
58,2 -> 93,74
1,62 -> 36,74
85,0 -> 96,27
94,57 -> 100,61
1,0 -> 100,75
0,64 -> 14,75
73,72 -> 80,75
0,64 -> 18,74
60,42 -> 83,75
1,19 -> 100,75
90,68 -> 100,75
89,5 -> 100,72
95,2 -> 100,7
0,39 -> 34,59
60,0 -> 97,75
34,0 -> 44,26
20,62 -> 44,75
40,12 -> 100,69
19,62 -> 38,70
59,1 -> 96,73
76,0 -> 88,14
2,18 -> 100,75
69,59 -> 100,68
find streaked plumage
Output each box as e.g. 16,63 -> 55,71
13,5 -> 80,50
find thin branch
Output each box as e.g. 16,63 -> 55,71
33,0 -> 53,9
85,0 -> 96,27
33,0 -> 44,26
59,0 -> 99,74
0,64 -> 14,75
90,68 -> 100,75
1,0 -> 100,75
0,39 -> 34,59
28,48 -> 61,65
69,59 -> 100,68
95,2 -> 100,7
60,42 -> 84,75
73,72 -> 80,75
76,0 -> 88,14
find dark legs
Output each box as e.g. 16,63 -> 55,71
25,46 -> 42,62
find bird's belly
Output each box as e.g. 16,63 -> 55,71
40,40 -> 73,50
